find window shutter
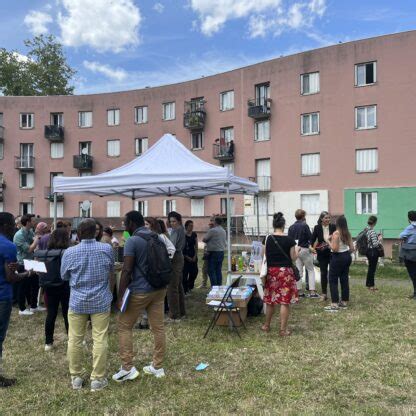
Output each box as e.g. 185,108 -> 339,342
51,142 -> 64,158
163,200 -> 167,216
371,193 -> 378,214
107,111 -> 112,125
115,109 -> 120,125
172,200 -> 176,212
144,200 -> 149,217
27,173 -> 34,188
356,193 -> 362,214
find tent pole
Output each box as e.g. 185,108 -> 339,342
132,190 -> 136,209
53,192 -> 58,229
255,194 -> 260,240
226,184 -> 231,273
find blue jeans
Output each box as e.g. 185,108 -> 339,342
0,300 -> 12,360
208,251 -> 224,286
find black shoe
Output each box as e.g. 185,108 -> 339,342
0,375 -> 16,388
299,293 -> 306,298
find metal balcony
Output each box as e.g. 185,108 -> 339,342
73,154 -> 93,170
183,99 -> 206,130
0,126 -> 4,141
213,143 -> 234,162
247,98 -> 271,119
44,125 -> 64,141
256,176 -> 271,192
15,156 -> 35,170
44,187 -> 64,202
0,180 -> 4,202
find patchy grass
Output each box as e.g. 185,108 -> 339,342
349,262 -> 409,280
1,275 -> 415,415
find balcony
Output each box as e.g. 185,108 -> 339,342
0,180 -> 4,202
15,156 -> 35,170
73,154 -> 93,170
256,176 -> 271,192
0,126 -> 4,141
44,125 -> 64,141
44,187 -> 64,202
183,99 -> 206,130
247,98 -> 271,119
213,143 -> 234,162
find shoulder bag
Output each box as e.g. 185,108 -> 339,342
270,236 -> 301,282
259,235 -> 269,283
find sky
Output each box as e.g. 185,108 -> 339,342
0,0 -> 415,94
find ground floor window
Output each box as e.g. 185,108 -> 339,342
356,192 -> 377,214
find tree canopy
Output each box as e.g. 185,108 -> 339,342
0,35 -> 76,96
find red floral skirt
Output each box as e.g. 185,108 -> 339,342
263,267 -> 299,305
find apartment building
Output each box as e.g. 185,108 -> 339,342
0,31 -> 415,251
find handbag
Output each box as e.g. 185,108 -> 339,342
260,235 -> 269,283
270,236 -> 301,282
377,244 -> 385,258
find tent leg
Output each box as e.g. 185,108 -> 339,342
255,194 -> 260,240
226,184 -> 231,273
53,193 -> 58,229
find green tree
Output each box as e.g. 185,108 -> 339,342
0,35 -> 76,96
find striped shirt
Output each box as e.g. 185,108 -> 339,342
366,228 -> 380,248
61,239 -> 114,314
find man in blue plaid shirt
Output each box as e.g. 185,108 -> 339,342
61,218 -> 114,392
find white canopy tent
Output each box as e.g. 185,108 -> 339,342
53,134 -> 259,270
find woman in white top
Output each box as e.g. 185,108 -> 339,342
144,217 -> 175,258
324,215 -> 355,312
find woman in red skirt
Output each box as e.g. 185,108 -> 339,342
262,212 -> 299,336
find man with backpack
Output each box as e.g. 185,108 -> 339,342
113,211 -> 171,382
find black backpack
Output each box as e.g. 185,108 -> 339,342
355,229 -> 369,256
135,231 -> 173,289
34,249 -> 65,288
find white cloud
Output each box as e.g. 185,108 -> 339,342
13,52 -> 30,63
153,3 -> 165,13
189,0 -> 327,38
58,0 -> 142,53
24,10 -> 53,35
83,61 -> 128,82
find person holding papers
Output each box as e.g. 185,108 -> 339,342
113,211 -> 167,383
61,219 -> 114,392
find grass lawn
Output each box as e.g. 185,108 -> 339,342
1,265 -> 415,415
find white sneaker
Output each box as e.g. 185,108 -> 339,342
30,306 -> 46,312
143,363 -> 165,378
90,378 -> 108,392
112,367 -> 139,383
19,309 -> 34,316
44,344 -> 53,352
71,376 -> 83,390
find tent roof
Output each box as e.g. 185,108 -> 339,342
53,134 -> 258,198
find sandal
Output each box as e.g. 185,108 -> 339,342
261,324 -> 270,332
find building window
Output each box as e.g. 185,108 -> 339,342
254,120 -> 270,142
79,142 -> 91,155
79,202 -> 92,217
20,113 -> 34,129
355,105 -> 376,130
220,197 -> 235,215
355,62 -> 376,86
135,106 -> 148,124
301,153 -> 320,176
162,102 -> 175,120
19,172 -> 34,189
222,162 -> 234,174
107,201 -> 120,217
301,72 -> 320,95
51,113 -> 64,126
220,126 -> 234,143
107,140 -> 120,157
107,109 -> 120,126
50,172 -> 63,187
255,83 -> 270,105
20,202 -> 33,215
50,142 -> 64,159
191,132 -> 204,150
256,159 -> 271,191
80,172 -> 92,177
0,143 -> 3,160
78,111 -> 92,128
0,112 -> 3,126
301,194 -> 320,215
134,200 -> 148,216
356,192 -> 378,214
220,90 -> 234,111
0,202 -> 3,213
20,143 -> 34,166
356,148 -> 378,173
49,202 -> 64,218
191,198 -> 205,217
163,199 -> 176,216
301,112 -> 320,135
135,138 -> 148,156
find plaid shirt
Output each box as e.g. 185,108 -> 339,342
61,239 -> 114,314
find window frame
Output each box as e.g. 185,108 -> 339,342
107,201 -> 121,217
356,148 -> 378,173
300,72 -> 320,95
301,112 -> 320,136
19,172 -> 34,189
300,193 -> 320,215
20,202 -> 34,215
50,142 -> 64,159
107,108 -> 120,126
356,191 -> 378,215
355,105 -> 377,130
134,200 -> 149,216
135,137 -> 149,156
134,106 -> 148,124
254,119 -> 270,142
355,61 -> 377,87
190,131 -> 204,150
78,111 -> 93,128
301,153 -> 321,177
107,139 -> 120,157
162,102 -> 175,121
20,113 -> 34,129
219,90 -> 235,111
190,198 -> 205,217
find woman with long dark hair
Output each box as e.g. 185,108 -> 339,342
311,211 -> 336,300
182,220 -> 198,294
261,212 -> 299,336
145,217 -> 175,258
36,228 -> 70,350
325,215 -> 354,312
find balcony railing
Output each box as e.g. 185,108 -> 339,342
73,154 -> 93,170
0,126 -> 4,141
184,99 -> 206,130
0,180 -> 4,202
213,143 -> 234,162
15,156 -> 35,170
256,176 -> 271,192
247,98 -> 271,119
44,125 -> 64,141
44,186 -> 64,202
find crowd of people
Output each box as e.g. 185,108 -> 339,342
0,207 -> 415,391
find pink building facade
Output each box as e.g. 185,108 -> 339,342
0,31 -> 415,244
